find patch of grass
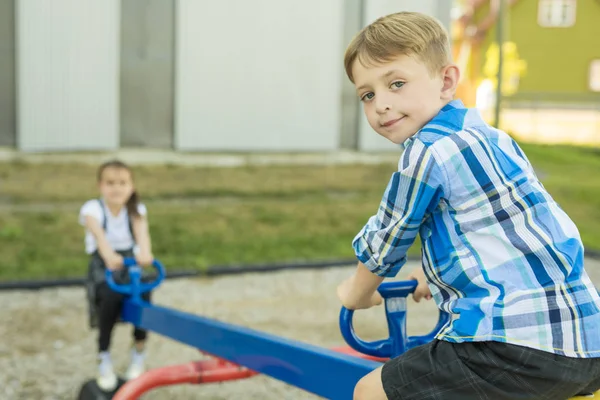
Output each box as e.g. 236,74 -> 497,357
0,162 -> 396,204
0,196 -> 422,280
0,142 -> 599,281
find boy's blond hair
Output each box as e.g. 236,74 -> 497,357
344,12 -> 452,82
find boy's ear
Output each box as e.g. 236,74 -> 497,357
440,64 -> 460,101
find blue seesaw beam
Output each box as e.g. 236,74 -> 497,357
108,259 -> 450,400
109,259 -> 600,400
121,299 -> 380,400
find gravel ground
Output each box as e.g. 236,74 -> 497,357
1,259 -> 599,400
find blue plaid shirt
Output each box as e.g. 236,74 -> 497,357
353,99 -> 600,358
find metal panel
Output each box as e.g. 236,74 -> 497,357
357,0 -> 453,152
174,0 -> 345,152
16,0 -> 120,152
339,0 -> 364,150
0,0 -> 16,147
120,0 -> 175,148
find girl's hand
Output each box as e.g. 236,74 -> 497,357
135,252 -> 154,267
407,267 -> 432,302
105,252 -> 124,271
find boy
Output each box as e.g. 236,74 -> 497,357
336,11 -> 600,400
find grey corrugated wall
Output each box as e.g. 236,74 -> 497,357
0,0 -> 16,147
120,0 -> 175,148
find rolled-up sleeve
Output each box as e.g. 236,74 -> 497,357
352,140 -> 446,277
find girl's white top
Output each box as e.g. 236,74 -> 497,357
79,199 -> 148,254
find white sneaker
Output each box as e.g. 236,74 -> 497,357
125,349 -> 146,380
96,354 -> 118,391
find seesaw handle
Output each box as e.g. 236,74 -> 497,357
105,258 -> 166,296
339,280 -> 451,359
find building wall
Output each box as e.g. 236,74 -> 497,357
475,0 -> 600,101
338,0 -> 364,150
7,0 -> 451,153
174,0 -> 345,152
0,0 -> 16,147
510,0 -> 600,96
120,0 -> 175,148
16,0 -> 120,152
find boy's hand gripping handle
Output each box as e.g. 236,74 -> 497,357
105,258 -> 166,299
339,280 -> 451,358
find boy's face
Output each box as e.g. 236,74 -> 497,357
352,54 -> 457,144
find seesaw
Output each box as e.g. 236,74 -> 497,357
76,259 -> 599,400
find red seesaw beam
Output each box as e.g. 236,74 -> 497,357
113,357 -> 256,400
113,346 -> 387,400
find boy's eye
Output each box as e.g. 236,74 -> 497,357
391,81 -> 405,89
361,92 -> 374,102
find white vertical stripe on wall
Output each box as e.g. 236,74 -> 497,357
174,0 -> 344,151
357,0 -> 452,152
16,0 -> 120,152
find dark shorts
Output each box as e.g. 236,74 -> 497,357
381,339 -> 600,400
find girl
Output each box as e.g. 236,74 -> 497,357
79,160 -> 154,391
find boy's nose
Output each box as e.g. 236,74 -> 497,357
375,102 -> 391,115
375,92 -> 392,114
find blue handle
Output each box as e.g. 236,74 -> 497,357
105,257 -> 166,299
339,280 -> 451,359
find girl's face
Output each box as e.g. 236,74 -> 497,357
98,167 -> 134,207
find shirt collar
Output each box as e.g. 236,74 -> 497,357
399,99 -> 485,149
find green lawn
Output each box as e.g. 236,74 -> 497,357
1,196 -> 399,280
0,162 -> 394,203
0,142 -> 598,281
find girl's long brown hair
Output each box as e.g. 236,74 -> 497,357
97,160 -> 140,218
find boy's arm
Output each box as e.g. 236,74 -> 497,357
345,141 -> 446,306
337,261 -> 384,310
338,261 -> 431,309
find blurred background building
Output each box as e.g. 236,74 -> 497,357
0,0 -> 450,153
453,0 -> 600,146
0,0 -> 598,154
